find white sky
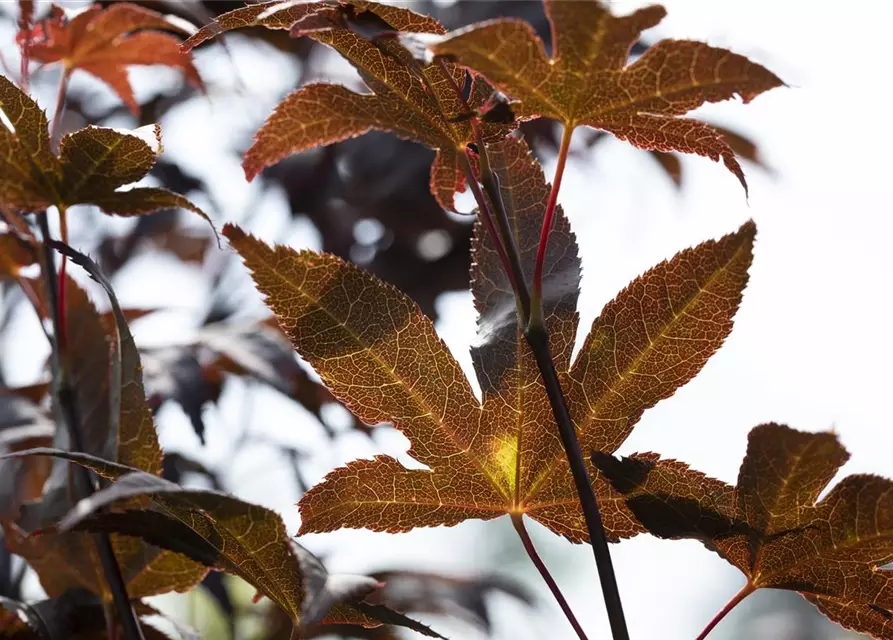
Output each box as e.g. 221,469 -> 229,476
3,0 -> 893,638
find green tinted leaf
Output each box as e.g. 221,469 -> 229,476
0,74 -> 60,209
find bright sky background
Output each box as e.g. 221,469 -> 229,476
3,1 -> 893,639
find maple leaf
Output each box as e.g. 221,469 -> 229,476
181,0 -> 511,210
0,75 -> 213,233
1,449 -> 444,638
592,423 -> 893,640
224,135 -> 756,542
19,3 -> 201,115
431,0 -> 784,191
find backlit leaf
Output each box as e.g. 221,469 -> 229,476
0,77 -> 211,227
1,449 -> 442,637
225,137 -> 755,543
0,75 -> 61,210
20,3 -> 201,115
593,423 -> 893,639
182,0 -> 511,210
432,0 -> 784,190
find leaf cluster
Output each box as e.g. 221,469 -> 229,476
2,1 -> 883,639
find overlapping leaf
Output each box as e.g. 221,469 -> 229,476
225,135 -> 755,542
432,0 -> 783,190
19,3 -> 201,114
0,75 -> 211,228
182,0 -> 511,210
2,247 -> 207,601
592,423 -> 893,639
1,449 -> 443,638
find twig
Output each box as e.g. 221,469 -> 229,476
436,58 -> 530,320
524,327 -> 629,639
511,514 -> 589,640
431,56 -> 628,638
36,213 -> 145,640
695,582 -> 755,640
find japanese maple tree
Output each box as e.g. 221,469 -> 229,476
0,1 -> 885,640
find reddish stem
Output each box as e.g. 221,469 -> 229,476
51,72 -> 70,356
531,125 -> 574,327
695,582 -> 755,640
511,514 -> 589,640
459,150 -> 517,294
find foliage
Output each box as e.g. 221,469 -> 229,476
593,424 -> 893,639
0,1 -> 882,639
224,138 -> 754,543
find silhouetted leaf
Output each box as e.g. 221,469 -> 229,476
53,241 -> 161,473
592,423 -> 893,639
0,386 -> 53,519
224,146 -> 754,541
432,0 -> 783,191
142,319 -> 352,442
366,569 -> 534,631
183,0 -> 512,210
19,3 -> 201,114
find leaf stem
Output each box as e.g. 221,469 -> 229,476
433,59 -> 625,639
435,58 -> 530,320
35,213 -> 145,640
457,152 -> 518,297
695,582 -> 755,640
531,125 -> 573,328
511,514 -> 589,640
524,325 -> 629,640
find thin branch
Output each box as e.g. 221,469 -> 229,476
531,125 -> 573,327
36,213 -> 145,640
435,58 -> 531,320
457,152 -> 518,296
695,582 -> 755,640
524,326 -> 629,640
511,514 -> 589,640
431,57 -> 627,640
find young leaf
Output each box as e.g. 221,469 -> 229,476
182,0 -> 511,210
592,423 -> 893,640
431,0 -> 784,190
1,449 -> 443,638
19,3 -> 201,115
224,137 -> 755,542
0,75 -> 212,229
